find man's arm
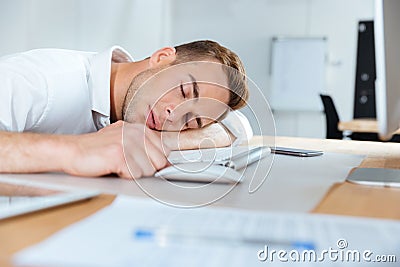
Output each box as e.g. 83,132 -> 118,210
160,123 -> 234,150
0,131 -> 73,174
161,111 -> 253,150
0,121 -> 170,179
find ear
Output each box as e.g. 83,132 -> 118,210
149,47 -> 176,68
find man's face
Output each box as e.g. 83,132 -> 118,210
123,62 -> 230,132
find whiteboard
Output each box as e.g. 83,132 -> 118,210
269,37 -> 327,111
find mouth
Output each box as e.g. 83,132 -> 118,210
146,106 -> 158,130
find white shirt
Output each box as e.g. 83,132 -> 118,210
0,46 -> 132,134
222,110 -> 253,146
0,46 -> 252,142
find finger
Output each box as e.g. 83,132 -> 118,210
110,120 -> 124,128
142,138 -> 169,171
126,143 -> 158,177
99,120 -> 124,133
144,128 -> 171,156
118,157 -> 141,180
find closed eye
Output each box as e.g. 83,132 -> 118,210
180,83 -> 186,98
183,113 -> 202,129
184,113 -> 189,127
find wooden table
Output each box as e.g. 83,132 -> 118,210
2,136 -> 400,266
338,118 -> 400,134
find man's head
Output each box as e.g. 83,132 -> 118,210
122,40 -> 248,132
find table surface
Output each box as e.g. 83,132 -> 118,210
2,136 -> 400,266
338,118 -> 400,134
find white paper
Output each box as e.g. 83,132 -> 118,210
14,195 -> 400,267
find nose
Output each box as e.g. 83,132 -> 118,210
162,103 -> 188,130
164,105 -> 175,123
166,106 -> 172,115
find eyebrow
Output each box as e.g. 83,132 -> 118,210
188,74 -> 199,100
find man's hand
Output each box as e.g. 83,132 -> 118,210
0,121 -> 170,179
65,121 -> 170,179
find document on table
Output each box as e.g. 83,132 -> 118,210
15,195 -> 400,267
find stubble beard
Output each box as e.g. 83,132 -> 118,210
122,68 -> 158,123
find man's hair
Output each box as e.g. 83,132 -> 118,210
173,40 -> 248,110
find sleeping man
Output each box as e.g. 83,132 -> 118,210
0,40 -> 251,179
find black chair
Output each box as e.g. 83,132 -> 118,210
320,94 -> 381,141
319,94 -> 343,139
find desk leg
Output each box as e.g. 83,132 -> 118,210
342,130 -> 353,140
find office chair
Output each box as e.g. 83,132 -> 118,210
319,94 -> 344,139
320,94 -> 382,141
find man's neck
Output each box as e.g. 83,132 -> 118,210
110,59 -> 149,122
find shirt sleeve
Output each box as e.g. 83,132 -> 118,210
0,66 -> 48,132
221,110 -> 253,146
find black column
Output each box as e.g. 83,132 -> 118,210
353,20 -> 376,119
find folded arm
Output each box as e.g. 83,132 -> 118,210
0,121 -> 170,179
160,110 -> 253,150
160,122 -> 234,150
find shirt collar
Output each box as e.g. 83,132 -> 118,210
88,46 -> 134,118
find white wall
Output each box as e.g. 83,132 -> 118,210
0,0 -> 169,60
0,0 -> 375,137
168,0 -> 374,137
